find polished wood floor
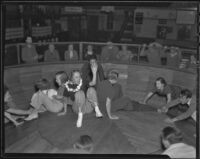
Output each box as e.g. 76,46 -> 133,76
4,109 -> 196,154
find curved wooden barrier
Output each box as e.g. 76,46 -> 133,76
4,62 -> 196,110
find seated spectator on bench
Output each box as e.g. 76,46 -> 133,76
146,42 -> 162,65
4,85 -> 32,126
44,44 -> 60,62
101,41 -> 119,62
22,36 -> 43,63
140,77 -> 181,105
84,45 -> 96,61
116,45 -> 133,63
158,89 -> 196,123
65,44 -> 78,61
165,47 -> 182,68
161,126 -> 196,158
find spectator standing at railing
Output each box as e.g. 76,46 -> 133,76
44,44 -> 60,62
84,45 -> 96,61
22,37 -> 43,63
116,45 -> 133,63
146,42 -> 162,65
65,44 -> 78,61
101,41 -> 119,62
165,47 -> 182,68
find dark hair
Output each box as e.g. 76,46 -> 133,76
88,54 -> 97,61
74,135 -> 93,151
161,126 -> 183,144
55,71 -> 68,84
35,78 -> 50,91
155,77 -> 167,86
70,69 -> 82,81
180,89 -> 192,98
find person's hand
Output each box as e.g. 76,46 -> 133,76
109,115 -> 119,120
139,100 -> 146,105
57,111 -> 67,116
53,95 -> 62,99
158,106 -> 168,113
164,118 -> 174,123
91,64 -> 98,74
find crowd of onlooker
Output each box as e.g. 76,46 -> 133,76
9,36 -> 196,70
139,41 -> 197,69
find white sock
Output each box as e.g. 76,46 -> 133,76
95,106 -> 103,117
76,112 -> 83,128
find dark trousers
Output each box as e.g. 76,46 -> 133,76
111,98 -> 157,112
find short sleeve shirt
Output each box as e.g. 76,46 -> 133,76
151,84 -> 181,100
112,83 -> 123,101
151,85 -> 171,97
97,80 -> 115,105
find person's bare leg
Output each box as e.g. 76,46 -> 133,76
39,91 -> 63,113
4,112 -> 24,126
87,87 -> 102,117
6,108 -> 32,115
73,91 -> 86,128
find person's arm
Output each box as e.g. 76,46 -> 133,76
166,93 -> 172,103
89,63 -> 98,86
57,103 -> 67,116
159,98 -> 180,113
106,97 -> 119,120
142,92 -> 154,104
172,102 -> 196,122
89,69 -> 97,86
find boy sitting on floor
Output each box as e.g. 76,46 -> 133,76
158,89 -> 196,123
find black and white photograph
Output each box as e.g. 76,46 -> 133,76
1,1 -> 199,158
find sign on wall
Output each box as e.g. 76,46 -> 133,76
6,28 -> 24,40
176,10 -> 196,24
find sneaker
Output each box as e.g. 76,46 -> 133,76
95,106 -> 103,118
24,113 -> 38,121
76,113 -> 83,128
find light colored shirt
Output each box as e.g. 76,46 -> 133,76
65,50 -> 78,60
44,49 -> 60,62
162,143 -> 196,158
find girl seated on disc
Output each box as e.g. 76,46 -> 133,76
62,70 -> 102,128
25,78 -> 67,121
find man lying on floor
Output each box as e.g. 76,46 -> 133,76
157,89 -> 196,124
97,70 -> 156,119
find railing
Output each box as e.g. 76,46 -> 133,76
4,41 -> 197,73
